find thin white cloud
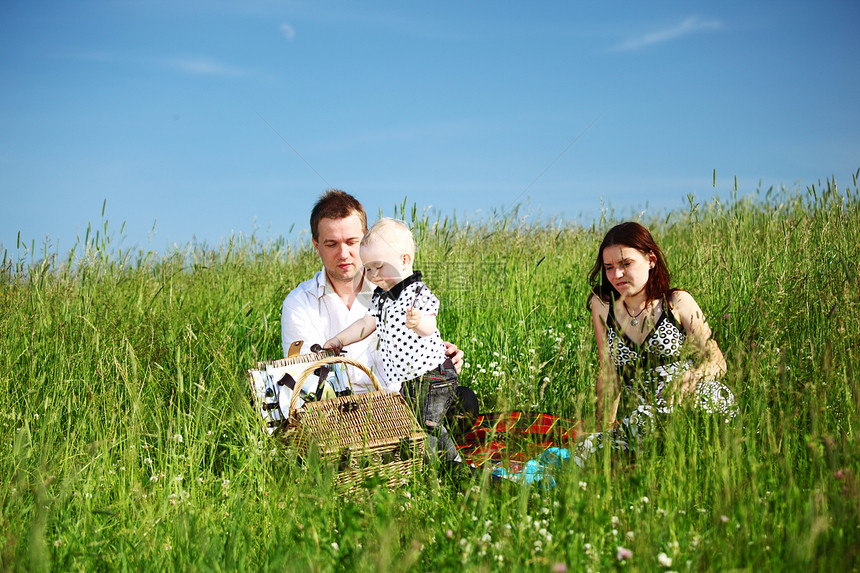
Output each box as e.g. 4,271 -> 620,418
614,16 -> 722,52
60,51 -> 255,78
167,57 -> 254,77
280,23 -> 296,41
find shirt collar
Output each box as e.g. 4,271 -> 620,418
375,271 -> 423,301
315,268 -> 374,298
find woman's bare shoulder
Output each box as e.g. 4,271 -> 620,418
668,289 -> 697,309
589,293 -> 609,309
589,294 -> 610,318
668,289 -> 708,329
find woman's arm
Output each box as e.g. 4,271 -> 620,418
670,291 -> 727,403
324,314 -> 377,352
591,295 -> 621,431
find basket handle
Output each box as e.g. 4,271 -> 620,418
288,356 -> 381,413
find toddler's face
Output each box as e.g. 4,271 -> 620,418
360,240 -> 410,291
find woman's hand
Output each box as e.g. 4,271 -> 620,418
591,294 -> 621,431
672,369 -> 698,406
669,291 -> 728,406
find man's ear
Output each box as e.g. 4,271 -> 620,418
312,238 -> 320,256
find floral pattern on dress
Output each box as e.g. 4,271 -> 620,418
574,300 -> 738,467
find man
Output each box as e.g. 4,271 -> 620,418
281,189 -> 463,394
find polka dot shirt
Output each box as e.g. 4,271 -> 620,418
370,272 -> 447,386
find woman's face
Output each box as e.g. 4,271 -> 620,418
601,244 -> 656,298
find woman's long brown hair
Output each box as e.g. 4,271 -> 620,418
588,222 -> 675,305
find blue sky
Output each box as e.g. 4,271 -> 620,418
2,1 -> 858,257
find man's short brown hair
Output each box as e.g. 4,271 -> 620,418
309,189 -> 368,242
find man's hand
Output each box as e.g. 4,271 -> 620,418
443,341 -> 465,374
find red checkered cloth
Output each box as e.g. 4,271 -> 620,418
456,412 -> 579,472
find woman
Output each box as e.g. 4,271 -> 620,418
576,222 -> 737,464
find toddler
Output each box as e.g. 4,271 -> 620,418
325,218 -> 460,462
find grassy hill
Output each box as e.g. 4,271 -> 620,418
2,176 -> 858,571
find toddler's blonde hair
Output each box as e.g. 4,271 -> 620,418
361,218 -> 415,257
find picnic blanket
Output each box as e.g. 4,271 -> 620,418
455,412 -> 579,486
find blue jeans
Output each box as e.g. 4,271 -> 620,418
400,359 -> 461,462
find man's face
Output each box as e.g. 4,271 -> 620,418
313,214 -> 365,284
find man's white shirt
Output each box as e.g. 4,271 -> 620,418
280,269 -> 392,394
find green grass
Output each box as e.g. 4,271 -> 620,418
2,175 -> 859,571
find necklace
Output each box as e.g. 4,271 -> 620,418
623,301 -> 647,326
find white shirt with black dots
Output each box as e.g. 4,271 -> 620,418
370,277 -> 447,387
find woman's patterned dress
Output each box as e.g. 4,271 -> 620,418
574,299 -> 737,465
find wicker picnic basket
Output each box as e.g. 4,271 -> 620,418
281,356 -> 425,492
